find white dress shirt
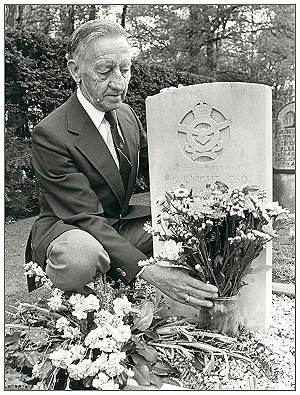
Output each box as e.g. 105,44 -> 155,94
77,87 -> 125,169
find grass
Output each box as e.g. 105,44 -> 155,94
5,192 -> 295,311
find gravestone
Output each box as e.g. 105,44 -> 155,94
273,101 -> 295,212
146,82 -> 272,332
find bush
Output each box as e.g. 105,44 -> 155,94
5,128 -> 40,219
5,28 -> 212,218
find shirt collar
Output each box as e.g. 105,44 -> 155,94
77,87 -> 105,129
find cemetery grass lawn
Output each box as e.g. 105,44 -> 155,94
5,193 -> 295,312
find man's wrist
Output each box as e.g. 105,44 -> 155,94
139,264 -> 162,286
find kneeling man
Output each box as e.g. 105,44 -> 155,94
26,19 -> 218,308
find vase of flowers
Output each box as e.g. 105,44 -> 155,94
139,181 -> 289,336
201,294 -> 240,336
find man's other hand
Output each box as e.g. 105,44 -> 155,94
139,264 -> 218,309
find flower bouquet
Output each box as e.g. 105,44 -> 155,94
5,262 -> 139,390
139,182 -> 289,335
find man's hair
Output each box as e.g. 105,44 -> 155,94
67,19 -> 128,61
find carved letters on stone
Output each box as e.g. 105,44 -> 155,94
178,100 -> 231,163
273,101 -> 295,170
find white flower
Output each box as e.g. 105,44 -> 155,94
137,257 -> 155,267
247,233 -> 256,241
69,293 -> 100,319
94,310 -> 115,326
143,222 -> 158,236
158,240 -> 183,261
127,368 -> 135,378
48,349 -> 72,369
84,326 -> 111,348
83,294 -> 100,312
62,326 -> 80,339
69,293 -> 85,307
47,288 -> 64,311
32,361 -> 43,378
97,338 -> 117,353
101,380 -> 119,390
106,361 -> 124,378
56,316 -> 69,331
24,261 -> 43,277
69,344 -> 86,361
68,363 -> 84,380
72,308 -> 87,320
92,372 -> 109,390
161,212 -> 169,221
86,353 -> 108,376
111,324 -> 131,343
143,221 -> 153,233
113,296 -> 132,317
67,360 -> 91,380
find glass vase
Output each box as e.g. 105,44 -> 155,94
201,294 -> 240,336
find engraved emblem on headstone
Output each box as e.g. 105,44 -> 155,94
178,100 -> 231,163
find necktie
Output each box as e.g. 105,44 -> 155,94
104,111 -> 132,190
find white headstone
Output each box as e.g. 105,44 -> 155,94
146,82 -> 272,332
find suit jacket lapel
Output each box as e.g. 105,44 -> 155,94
66,94 -> 125,207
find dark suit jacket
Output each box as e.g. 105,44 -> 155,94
27,93 -> 150,288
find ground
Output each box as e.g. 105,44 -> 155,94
5,192 -> 295,310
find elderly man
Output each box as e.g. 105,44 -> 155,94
26,19 -> 218,308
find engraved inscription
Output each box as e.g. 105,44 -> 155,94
273,102 -> 295,170
178,100 -> 231,163
164,173 -> 249,191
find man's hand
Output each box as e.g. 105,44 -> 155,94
139,264 -> 218,309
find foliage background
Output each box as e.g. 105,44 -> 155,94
5,4 -> 295,219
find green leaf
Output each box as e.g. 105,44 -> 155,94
132,301 -> 154,332
192,354 -> 204,370
5,331 -> 21,345
149,373 -> 163,388
131,352 -> 148,366
143,329 -> 159,341
162,377 -> 181,386
203,352 -> 215,375
24,327 -> 49,346
132,364 -> 152,386
136,343 -> 158,363
152,361 -> 177,376
24,351 -> 42,367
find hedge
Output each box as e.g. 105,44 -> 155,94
5,28 -> 212,219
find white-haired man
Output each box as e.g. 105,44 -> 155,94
26,19 -> 218,308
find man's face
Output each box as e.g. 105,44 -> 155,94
78,36 -> 132,112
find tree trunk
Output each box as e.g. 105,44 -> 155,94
121,5 -> 128,28
88,5 -> 96,21
16,5 -> 24,27
5,5 -> 24,29
204,13 -> 216,80
5,5 -> 16,28
61,5 -> 75,37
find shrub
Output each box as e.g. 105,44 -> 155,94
5,128 -> 40,219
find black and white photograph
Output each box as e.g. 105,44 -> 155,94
4,2 -> 295,391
